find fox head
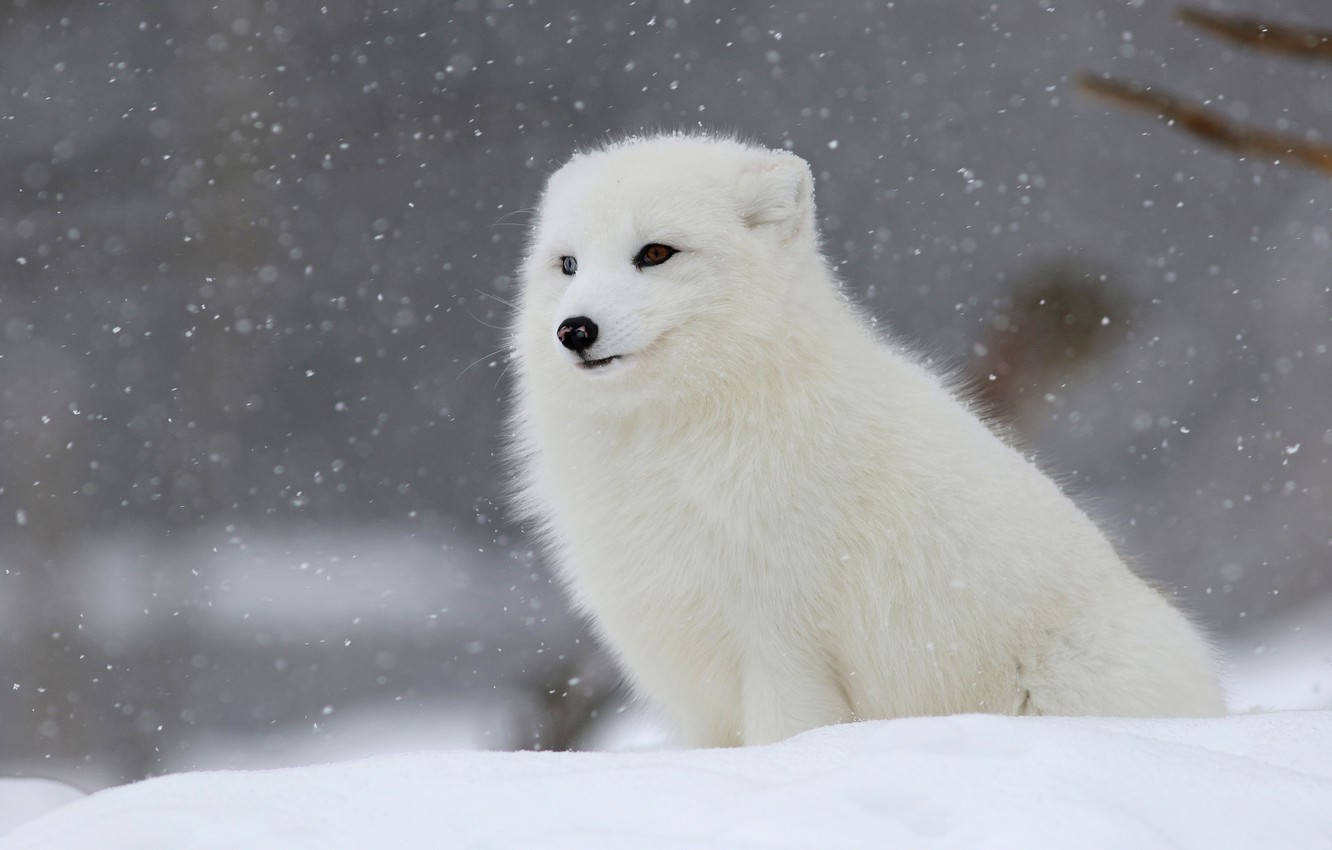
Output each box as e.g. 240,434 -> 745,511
513,134 -> 823,409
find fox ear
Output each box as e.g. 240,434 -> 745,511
736,149 -> 814,240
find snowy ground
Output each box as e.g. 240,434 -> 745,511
2,593 -> 1329,846
3,711 -> 1330,850
1224,595 -> 1332,714
0,781 -> 81,839
128,589 -> 1332,773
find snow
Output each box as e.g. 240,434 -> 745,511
3,599 -> 1327,845
3,4 -> 1331,843
1226,596 -> 1332,713
0,781 -> 82,838
3,712 -> 1330,850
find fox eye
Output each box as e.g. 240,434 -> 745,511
634,243 -> 677,268
560,256 -> 577,276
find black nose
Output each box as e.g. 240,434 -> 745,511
557,316 -> 598,353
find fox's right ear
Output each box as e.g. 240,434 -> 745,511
735,149 -> 815,241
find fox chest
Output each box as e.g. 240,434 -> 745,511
546,438 -> 836,621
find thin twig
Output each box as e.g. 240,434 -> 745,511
1179,7 -> 1332,61
1078,74 -> 1332,175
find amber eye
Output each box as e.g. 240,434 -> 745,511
634,243 -> 677,268
560,256 -> 577,275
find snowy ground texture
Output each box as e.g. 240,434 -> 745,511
3,711 -> 1330,850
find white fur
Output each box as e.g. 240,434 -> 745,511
508,134 -> 1225,747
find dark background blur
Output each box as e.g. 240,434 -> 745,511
2,0 -> 1329,788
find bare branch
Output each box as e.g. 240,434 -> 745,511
1078,74 -> 1332,176
1178,7 -> 1332,61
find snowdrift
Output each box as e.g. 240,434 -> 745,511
4,711 -> 1330,849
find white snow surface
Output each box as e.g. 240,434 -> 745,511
1225,596 -> 1332,713
0,780 -> 82,838
4,712 -> 1330,850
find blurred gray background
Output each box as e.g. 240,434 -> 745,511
1,0 -> 1329,788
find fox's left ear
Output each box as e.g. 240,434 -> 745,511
736,149 -> 815,241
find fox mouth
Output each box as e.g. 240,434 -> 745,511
576,354 -> 622,370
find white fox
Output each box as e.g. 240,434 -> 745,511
508,134 -> 1225,747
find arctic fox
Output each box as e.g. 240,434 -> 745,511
508,134 -> 1225,747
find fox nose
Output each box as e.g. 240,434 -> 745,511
557,316 -> 598,353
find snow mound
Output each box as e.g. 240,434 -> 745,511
0,780 -> 84,838
4,712 -> 1330,850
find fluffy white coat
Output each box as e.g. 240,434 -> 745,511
509,134 -> 1225,747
